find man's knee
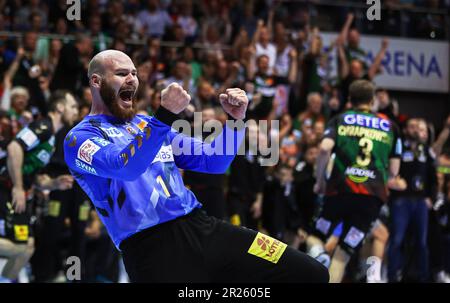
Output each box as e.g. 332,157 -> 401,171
25,238 -> 35,258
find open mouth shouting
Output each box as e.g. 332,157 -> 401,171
118,87 -> 136,108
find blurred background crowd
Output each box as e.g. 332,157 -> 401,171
0,0 -> 449,283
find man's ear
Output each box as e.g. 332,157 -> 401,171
56,102 -> 65,114
91,74 -> 102,88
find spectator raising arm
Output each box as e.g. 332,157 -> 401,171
1,47 -> 25,111
368,38 -> 389,80
338,13 -> 354,47
337,37 -> 349,79
288,48 -> 298,84
432,115 -> 450,156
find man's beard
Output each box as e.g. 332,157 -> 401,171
405,132 -> 418,142
100,80 -> 137,121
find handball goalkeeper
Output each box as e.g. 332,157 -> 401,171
64,50 -> 328,283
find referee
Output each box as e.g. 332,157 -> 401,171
63,50 -> 328,283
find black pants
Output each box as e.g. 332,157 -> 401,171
121,208 -> 329,283
85,232 -> 120,282
31,182 -> 90,282
189,186 -> 226,220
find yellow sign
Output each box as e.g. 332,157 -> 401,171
248,232 -> 287,264
79,203 -> 90,221
48,200 -> 61,217
14,225 -> 29,241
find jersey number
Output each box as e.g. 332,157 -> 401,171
356,138 -> 373,167
156,175 -> 171,197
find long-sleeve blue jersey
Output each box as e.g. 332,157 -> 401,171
64,108 -> 245,249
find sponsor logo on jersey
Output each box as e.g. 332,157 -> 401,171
75,159 -> 97,174
247,232 -> 287,264
343,227 -> 365,248
136,119 -> 148,131
316,218 -> 331,235
37,150 -> 51,164
125,125 -> 137,135
344,114 -> 390,132
345,166 -> 376,183
152,145 -> 174,163
14,225 -> 29,242
402,151 -> 414,162
77,139 -> 101,165
16,127 -> 39,150
100,127 -> 124,138
91,137 -> 111,147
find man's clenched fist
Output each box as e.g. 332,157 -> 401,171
161,83 -> 191,114
219,88 -> 249,120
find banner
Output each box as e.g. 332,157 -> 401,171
321,33 -> 449,93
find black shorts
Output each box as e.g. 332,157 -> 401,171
311,194 -> 382,255
120,208 -> 329,283
0,186 -> 33,244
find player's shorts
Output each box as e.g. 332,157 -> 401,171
0,186 -> 33,244
120,208 -> 329,283
331,203 -> 390,239
311,194 -> 382,255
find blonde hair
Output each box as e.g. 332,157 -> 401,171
10,86 -> 30,100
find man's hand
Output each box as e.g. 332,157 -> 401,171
36,174 -> 74,191
425,198 -> 433,209
289,48 -> 298,60
12,186 -> 26,213
250,199 -> 262,219
53,175 -> 74,191
16,46 -> 25,58
219,88 -> 249,120
387,176 -> 407,191
381,38 -> 389,50
297,228 -> 308,243
161,83 -> 191,114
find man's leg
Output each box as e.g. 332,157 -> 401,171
367,222 -> 389,282
306,197 -> 343,268
387,197 -> 411,282
412,198 -> 430,282
330,195 -> 382,283
68,184 -> 90,281
206,219 -> 329,283
32,190 -> 68,281
328,245 -> 351,283
0,237 -> 34,280
121,209 -> 329,283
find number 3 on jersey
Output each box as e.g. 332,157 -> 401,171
356,137 -> 373,167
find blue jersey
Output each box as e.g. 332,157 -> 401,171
64,108 -> 245,249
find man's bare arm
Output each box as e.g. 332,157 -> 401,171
7,141 -> 26,213
314,138 -> 335,194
